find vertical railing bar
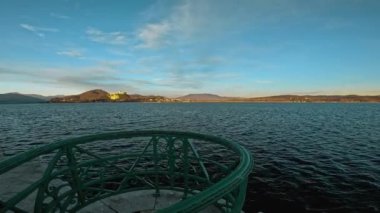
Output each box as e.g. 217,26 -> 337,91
231,178 -> 248,213
168,137 -> 175,188
65,146 -> 85,205
228,194 -> 232,213
34,149 -> 64,213
183,138 -> 190,199
152,136 -> 160,196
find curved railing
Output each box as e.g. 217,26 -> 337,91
0,131 -> 253,213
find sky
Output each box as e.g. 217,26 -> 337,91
0,0 -> 379,97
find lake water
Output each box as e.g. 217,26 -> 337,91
0,103 -> 379,212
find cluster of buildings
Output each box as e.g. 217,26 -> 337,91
108,91 -> 127,100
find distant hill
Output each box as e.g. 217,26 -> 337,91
248,95 -> 380,102
26,94 -> 63,101
0,93 -> 47,104
50,89 -> 111,103
176,94 -> 380,102
177,93 -> 230,101
50,89 -> 173,103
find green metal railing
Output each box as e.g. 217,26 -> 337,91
0,131 -> 253,213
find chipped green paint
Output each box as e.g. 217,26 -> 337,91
0,131 -> 253,213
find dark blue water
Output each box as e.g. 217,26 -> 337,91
0,103 -> 379,212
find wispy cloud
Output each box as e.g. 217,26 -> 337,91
137,22 -> 170,48
56,76 -> 131,91
135,0 -> 247,49
86,27 -> 128,45
50,13 -> 70,20
56,49 -> 83,58
0,61 -> 135,93
135,0 -> 328,49
20,23 -> 59,37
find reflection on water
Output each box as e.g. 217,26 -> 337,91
0,103 -> 379,212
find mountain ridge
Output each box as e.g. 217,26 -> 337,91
177,93 -> 230,101
0,93 -> 47,104
1,90 -> 380,103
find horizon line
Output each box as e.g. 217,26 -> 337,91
2,89 -> 380,99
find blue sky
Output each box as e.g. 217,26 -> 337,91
0,0 -> 379,97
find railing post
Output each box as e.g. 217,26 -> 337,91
65,146 -> 85,205
34,149 -> 64,212
183,138 -> 189,199
167,137 -> 175,189
152,136 -> 160,197
232,178 -> 248,213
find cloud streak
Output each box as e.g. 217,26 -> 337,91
86,27 -> 128,45
135,0 -> 341,49
20,23 -> 59,37
56,49 -> 83,58
0,59 -> 169,95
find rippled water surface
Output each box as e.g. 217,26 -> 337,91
0,103 -> 379,212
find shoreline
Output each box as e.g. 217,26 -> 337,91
1,101 -> 380,105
